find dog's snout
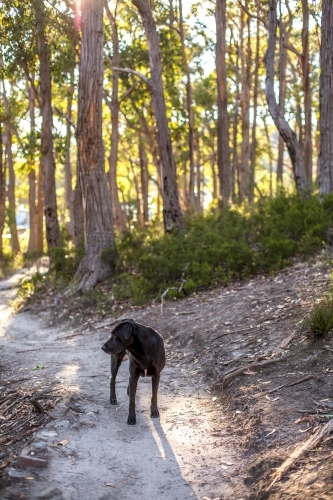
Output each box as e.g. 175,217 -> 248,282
101,344 -> 107,352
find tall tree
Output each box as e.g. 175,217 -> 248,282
301,0 -> 312,181
64,70 -> 75,239
104,1 -> 126,233
0,121 -> 5,260
35,0 -> 61,249
239,4 -> 251,200
318,0 -> 333,195
131,0 -> 184,233
216,0 -> 231,205
266,0 -> 308,193
179,0 -> 196,210
277,12 -> 287,184
72,0 -> 116,291
27,79 -> 38,254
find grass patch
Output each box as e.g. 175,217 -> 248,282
306,295 -> 333,337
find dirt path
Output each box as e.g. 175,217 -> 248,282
0,277 -> 240,500
1,256 -> 333,499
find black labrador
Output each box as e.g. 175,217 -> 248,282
101,319 -> 165,425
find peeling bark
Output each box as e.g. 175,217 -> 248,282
72,0 -> 116,292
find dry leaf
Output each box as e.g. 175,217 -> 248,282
244,370 -> 256,375
105,483 -> 116,488
58,439 -> 70,447
25,477 -> 35,480
129,475 -> 138,479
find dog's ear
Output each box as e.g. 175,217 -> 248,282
121,319 -> 135,340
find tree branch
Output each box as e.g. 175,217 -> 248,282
236,0 -> 267,28
283,42 -> 303,60
112,66 -> 151,87
54,106 -> 77,132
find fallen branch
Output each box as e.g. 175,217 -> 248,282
212,325 -> 264,341
267,419 -> 333,491
253,375 -> 313,398
221,357 -> 282,388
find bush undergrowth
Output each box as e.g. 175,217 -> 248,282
14,192 -> 333,308
306,295 -> 333,337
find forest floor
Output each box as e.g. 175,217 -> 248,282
1,253 -> 333,499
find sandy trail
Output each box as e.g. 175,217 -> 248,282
0,278 -> 239,500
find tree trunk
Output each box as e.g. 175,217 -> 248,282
5,126 -> 20,254
105,2 -> 126,233
195,133 -> 202,212
249,14 -> 260,202
301,0 -> 312,181
239,5 -> 251,200
0,122 -> 5,261
131,0 -> 184,233
265,0 -> 308,193
263,116 -> 274,197
319,0 -> 333,194
139,136 -> 149,224
73,167 -> 84,248
35,0 -> 61,250
277,4 -> 287,184
64,70 -> 75,239
27,80 -> 39,254
231,44 -> 240,202
216,0 -> 231,205
36,157 -> 44,253
72,0 -> 116,292
179,0 -> 195,210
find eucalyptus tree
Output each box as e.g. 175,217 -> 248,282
35,0 -> 61,249
319,0 -> 333,195
265,0 -> 308,193
216,0 -> 231,205
71,0 -> 116,292
130,0 -> 184,233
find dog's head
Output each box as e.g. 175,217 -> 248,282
101,319 -> 135,354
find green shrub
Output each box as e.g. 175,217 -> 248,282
306,296 -> 333,337
15,192 -> 333,308
113,192 -> 333,305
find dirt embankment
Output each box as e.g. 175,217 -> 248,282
1,255 -> 333,499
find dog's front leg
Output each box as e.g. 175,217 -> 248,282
110,351 -> 125,404
151,373 -> 160,418
127,367 -> 140,425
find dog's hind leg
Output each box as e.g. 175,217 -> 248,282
150,374 -> 160,418
110,351 -> 126,405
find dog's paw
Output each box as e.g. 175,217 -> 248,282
127,415 -> 136,425
151,409 -> 160,418
110,397 -> 117,405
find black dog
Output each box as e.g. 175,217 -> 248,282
101,319 -> 165,425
